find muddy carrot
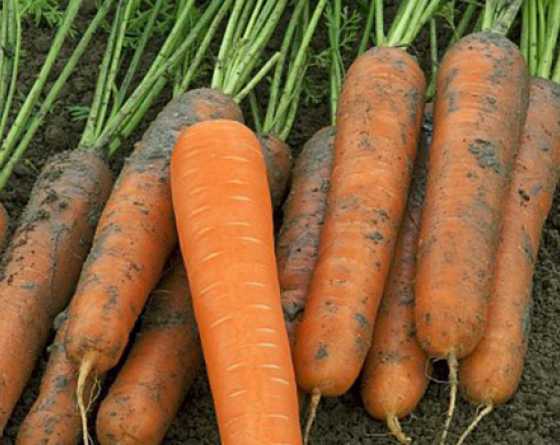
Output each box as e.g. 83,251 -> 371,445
414,2 -> 528,443
456,5 -> 560,443
16,317 -> 97,445
0,150 -> 112,433
171,119 -> 302,445
64,1 -> 290,441
96,257 -> 201,445
360,107 -> 432,445
293,2 -> 431,442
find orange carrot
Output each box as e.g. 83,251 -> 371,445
456,78 -> 560,444
96,256 -> 201,445
293,47 -> 426,434
16,317 -> 97,445
0,150 -> 112,433
360,108 -> 432,444
277,126 -> 335,345
171,119 -> 302,445
414,31 -> 529,443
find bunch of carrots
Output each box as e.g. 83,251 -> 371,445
0,0 -> 558,444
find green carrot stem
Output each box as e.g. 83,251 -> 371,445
537,0 -> 546,61
528,0 -> 538,76
280,69 -> 305,141
539,0 -> 560,79
0,0 -> 83,168
0,1 -> 9,118
0,0 -> 20,141
222,0 -> 288,97
95,0 -> 136,137
521,0 -> 529,61
358,0 -> 375,55
452,2 -> 477,44
426,18 -> 438,100
0,0 -> 113,191
491,0 -> 523,36
115,0 -> 163,113
482,0 -> 497,31
262,0 -> 307,135
387,0 -> 416,46
329,0 -> 344,125
374,0 -> 384,46
211,0 -> 244,89
234,51 -> 281,103
178,0 -> 232,94
91,0 -> 222,153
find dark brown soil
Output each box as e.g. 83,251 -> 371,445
3,4 -> 560,445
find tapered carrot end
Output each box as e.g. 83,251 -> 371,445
303,388 -> 321,445
456,404 -> 493,445
77,351 -> 97,445
439,353 -> 458,445
387,415 -> 412,444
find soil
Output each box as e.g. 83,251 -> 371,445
2,4 -> 560,445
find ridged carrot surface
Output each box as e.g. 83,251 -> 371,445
171,119 -> 302,445
294,47 -> 426,397
96,257 -> 201,445
460,78 -> 560,407
415,32 -> 529,361
277,126 -> 335,345
0,150 -> 112,433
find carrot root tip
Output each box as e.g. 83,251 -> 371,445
387,415 -> 412,444
77,351 -> 98,445
456,404 -> 493,445
303,388 -> 321,445
439,353 -> 458,445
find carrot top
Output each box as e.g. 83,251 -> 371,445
521,0 -> 560,81
210,0 -> 289,103
259,0 -> 327,140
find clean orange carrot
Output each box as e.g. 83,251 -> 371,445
360,108 -> 432,444
277,127 -> 335,345
96,256 -> 201,445
414,31 -> 529,444
293,45 -> 426,428
16,317 -> 97,445
0,150 -> 112,434
171,119 -> 302,445
456,78 -> 560,444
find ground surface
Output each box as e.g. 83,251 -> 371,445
2,3 -> 560,445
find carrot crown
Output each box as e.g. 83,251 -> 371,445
259,0 -> 326,141
521,0 -> 560,82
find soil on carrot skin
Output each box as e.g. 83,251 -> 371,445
3,5 -> 560,445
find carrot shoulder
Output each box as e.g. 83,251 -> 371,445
294,47 -> 426,397
415,32 -> 529,361
459,78 -> 560,408
277,126 -> 335,345
360,111 -> 431,444
96,256 -> 201,445
0,150 -> 112,433
171,119 -> 302,445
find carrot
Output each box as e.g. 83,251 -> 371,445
16,317 -> 98,445
360,106 -> 432,445
293,2 -> 432,441
456,5 -> 560,443
0,202 -> 8,248
260,135 -> 293,210
278,126 -> 335,345
96,256 -> 201,445
414,2 -> 529,442
64,1 -> 291,440
0,150 -> 112,433
171,119 -> 302,445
